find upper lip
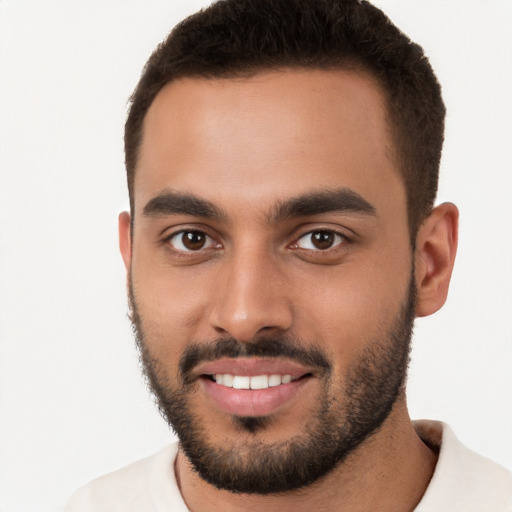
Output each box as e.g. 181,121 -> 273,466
194,357 -> 313,379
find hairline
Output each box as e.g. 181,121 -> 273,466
128,63 -> 428,245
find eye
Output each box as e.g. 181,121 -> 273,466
166,230 -> 218,252
295,230 -> 346,250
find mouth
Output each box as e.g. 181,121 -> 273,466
195,358 -> 315,417
203,373 -> 308,389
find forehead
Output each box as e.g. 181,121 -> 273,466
135,69 -> 404,220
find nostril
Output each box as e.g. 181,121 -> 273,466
208,291 -> 294,343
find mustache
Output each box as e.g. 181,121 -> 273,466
179,337 -> 332,382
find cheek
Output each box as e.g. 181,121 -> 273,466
291,254 -> 412,366
131,261 -> 210,359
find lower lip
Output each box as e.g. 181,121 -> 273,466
201,377 -> 311,417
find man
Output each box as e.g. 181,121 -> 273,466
66,0 -> 512,510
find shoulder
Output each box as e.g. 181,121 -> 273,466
414,420 -> 512,511
64,443 -> 185,512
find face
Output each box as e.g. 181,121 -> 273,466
123,69 -> 415,493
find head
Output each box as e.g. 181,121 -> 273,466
119,0 -> 458,496
125,0 -> 446,240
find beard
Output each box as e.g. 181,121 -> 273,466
129,275 -> 416,495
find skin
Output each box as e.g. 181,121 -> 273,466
119,69 -> 458,511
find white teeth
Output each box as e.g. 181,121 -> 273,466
232,376 -> 250,389
268,374 -> 282,387
213,374 -> 293,389
250,375 -> 268,390
222,374 -> 234,387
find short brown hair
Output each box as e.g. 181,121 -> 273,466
125,0 -> 445,238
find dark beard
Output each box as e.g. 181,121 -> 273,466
129,276 -> 416,495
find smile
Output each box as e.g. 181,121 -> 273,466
194,358 -> 315,416
212,374 -> 294,389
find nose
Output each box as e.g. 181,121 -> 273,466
208,248 -> 293,342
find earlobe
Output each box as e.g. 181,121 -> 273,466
119,211 -> 132,271
414,203 -> 459,317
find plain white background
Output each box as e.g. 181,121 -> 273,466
0,1 -> 511,511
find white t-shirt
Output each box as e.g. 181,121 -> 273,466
65,421 -> 512,511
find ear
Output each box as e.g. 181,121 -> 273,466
414,203 -> 459,317
118,211 -> 132,271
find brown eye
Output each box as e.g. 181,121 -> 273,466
184,231 -> 206,250
296,230 -> 345,250
312,231 -> 335,249
168,230 -> 216,252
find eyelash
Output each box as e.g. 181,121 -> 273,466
292,230 -> 348,252
162,227 -> 351,255
162,229 -> 221,255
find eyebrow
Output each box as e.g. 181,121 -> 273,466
143,190 -> 226,220
142,187 -> 376,223
269,188 -> 376,223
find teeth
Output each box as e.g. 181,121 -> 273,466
214,374 -> 293,389
222,374 -> 234,387
268,374 -> 282,387
250,375 -> 268,390
232,376 -> 250,389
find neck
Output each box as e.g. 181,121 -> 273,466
175,402 -> 437,512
